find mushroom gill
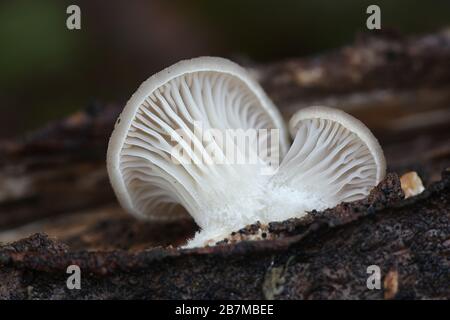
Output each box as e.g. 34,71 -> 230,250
266,106 -> 386,222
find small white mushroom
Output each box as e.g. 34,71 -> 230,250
267,106 -> 386,221
107,57 -> 289,247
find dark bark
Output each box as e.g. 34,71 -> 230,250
0,171 -> 449,299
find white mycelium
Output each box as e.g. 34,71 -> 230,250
107,58 -> 386,248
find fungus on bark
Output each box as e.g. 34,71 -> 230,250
267,106 -> 386,221
108,57 -> 386,248
107,57 -> 289,247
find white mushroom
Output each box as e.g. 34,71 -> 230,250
108,57 -> 387,248
267,106 -> 386,221
107,57 -> 289,247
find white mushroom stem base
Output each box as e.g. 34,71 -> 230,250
183,176 -> 331,248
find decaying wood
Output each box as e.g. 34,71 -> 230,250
0,30 -> 449,299
0,171 -> 449,299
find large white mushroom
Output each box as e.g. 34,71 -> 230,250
107,57 -> 386,248
107,57 -> 289,247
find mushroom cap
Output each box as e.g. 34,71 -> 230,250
273,106 -> 386,212
107,56 -> 289,222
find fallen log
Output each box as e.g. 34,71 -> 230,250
0,30 -> 449,299
0,171 -> 449,299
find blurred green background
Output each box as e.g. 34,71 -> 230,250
0,0 -> 449,138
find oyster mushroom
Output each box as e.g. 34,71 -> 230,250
267,106 -> 386,221
107,57 -> 289,247
108,57 -> 386,248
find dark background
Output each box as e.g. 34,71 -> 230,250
0,0 -> 449,138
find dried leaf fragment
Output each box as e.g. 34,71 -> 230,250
400,171 -> 425,198
383,269 -> 399,300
